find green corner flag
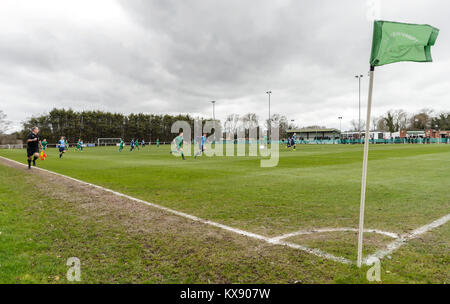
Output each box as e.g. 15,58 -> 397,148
370,20 -> 439,66
358,20 -> 439,268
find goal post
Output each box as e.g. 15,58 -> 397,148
97,138 -> 122,146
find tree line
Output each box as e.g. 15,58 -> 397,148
20,108 -> 199,143
349,109 -> 450,133
18,109 -> 292,143
4,108 -> 448,144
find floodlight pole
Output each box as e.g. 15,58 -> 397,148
338,116 -> 343,141
266,91 -> 272,138
211,101 -> 216,141
357,66 -> 375,267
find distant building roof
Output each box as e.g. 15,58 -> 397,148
406,130 -> 425,134
342,130 -> 389,134
287,128 -> 340,133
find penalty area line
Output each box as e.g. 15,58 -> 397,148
0,156 -> 352,265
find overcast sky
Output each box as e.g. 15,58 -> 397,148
0,0 -> 449,133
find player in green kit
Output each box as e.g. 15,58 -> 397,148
76,139 -> 83,152
170,131 -> 185,160
156,138 -> 159,147
118,139 -> 124,152
135,139 -> 140,150
41,138 -> 48,151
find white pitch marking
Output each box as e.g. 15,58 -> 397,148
269,227 -> 399,243
271,240 -> 351,264
364,213 -> 450,265
0,156 -> 351,264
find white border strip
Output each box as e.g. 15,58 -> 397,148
0,156 -> 352,264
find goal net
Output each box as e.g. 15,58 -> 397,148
97,138 -> 122,146
0,144 -> 24,149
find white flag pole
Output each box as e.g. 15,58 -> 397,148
357,65 -> 375,267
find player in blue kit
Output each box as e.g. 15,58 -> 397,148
291,133 -> 297,151
194,133 -> 207,159
58,136 -> 67,158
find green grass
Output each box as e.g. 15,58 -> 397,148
2,144 -> 448,234
0,161 -> 365,283
0,144 -> 449,283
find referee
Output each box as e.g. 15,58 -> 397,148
26,126 -> 42,169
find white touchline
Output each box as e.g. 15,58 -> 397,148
0,156 -> 351,264
364,213 -> 450,265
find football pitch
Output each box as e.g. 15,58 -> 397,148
0,144 -> 449,283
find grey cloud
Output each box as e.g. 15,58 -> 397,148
0,0 -> 449,132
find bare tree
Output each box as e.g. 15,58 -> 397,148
288,121 -> 299,130
377,109 -> 409,133
240,113 -> 259,139
371,116 -> 380,131
0,110 -> 9,134
375,116 -> 388,131
224,114 -> 240,135
350,119 -> 365,132
409,109 -> 434,130
241,113 -> 259,130
269,114 -> 289,138
395,109 -> 409,130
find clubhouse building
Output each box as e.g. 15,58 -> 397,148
287,128 -> 340,140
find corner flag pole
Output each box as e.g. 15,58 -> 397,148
357,65 -> 375,267
356,20 -> 439,267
